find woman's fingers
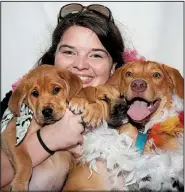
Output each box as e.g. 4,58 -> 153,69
53,108 -> 85,150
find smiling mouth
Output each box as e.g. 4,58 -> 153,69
78,76 -> 93,84
127,97 -> 161,123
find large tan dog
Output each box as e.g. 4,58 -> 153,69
108,60 -> 184,151
1,65 -> 82,191
63,60 -> 184,191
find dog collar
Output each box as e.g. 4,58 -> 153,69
135,132 -> 148,153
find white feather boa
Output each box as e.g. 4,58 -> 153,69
81,94 -> 184,191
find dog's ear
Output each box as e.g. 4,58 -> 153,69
8,80 -> 27,116
107,67 -> 124,88
107,64 -> 130,97
162,64 -> 184,99
76,86 -> 97,103
58,69 -> 83,101
76,86 -> 120,103
107,62 -> 133,87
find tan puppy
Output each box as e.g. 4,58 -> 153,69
1,65 -> 82,191
69,85 -> 120,128
63,61 -> 184,191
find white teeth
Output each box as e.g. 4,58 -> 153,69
78,76 -> 90,81
148,104 -> 152,109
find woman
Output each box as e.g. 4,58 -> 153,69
1,3 -> 125,191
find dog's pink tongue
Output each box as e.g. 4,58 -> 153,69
127,101 -> 150,121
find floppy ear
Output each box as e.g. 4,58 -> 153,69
107,67 -> 124,88
162,64 -> 184,99
76,86 -> 97,103
76,86 -> 120,103
107,62 -> 133,86
58,69 -> 83,101
107,64 -> 130,97
8,80 -> 27,116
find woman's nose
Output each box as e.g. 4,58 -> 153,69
73,56 -> 89,70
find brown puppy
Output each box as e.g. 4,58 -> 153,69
69,85 -> 121,128
63,61 -> 184,191
1,65 -> 82,191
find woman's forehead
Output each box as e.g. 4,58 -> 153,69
59,26 -> 105,50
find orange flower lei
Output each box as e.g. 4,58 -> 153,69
148,111 -> 184,147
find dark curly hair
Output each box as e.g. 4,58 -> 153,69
38,11 -> 125,70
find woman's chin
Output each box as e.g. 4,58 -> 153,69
82,80 -> 94,87
82,79 -> 106,88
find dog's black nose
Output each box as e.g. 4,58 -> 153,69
42,107 -> 53,118
131,79 -> 147,92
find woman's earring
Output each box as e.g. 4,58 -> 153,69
110,70 -> 114,76
110,63 -> 116,76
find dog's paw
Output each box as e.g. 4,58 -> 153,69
82,102 -> 103,128
69,97 -> 88,114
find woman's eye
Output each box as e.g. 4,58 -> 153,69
125,71 -> 132,77
62,50 -> 75,55
91,54 -> 103,58
53,87 -> 61,94
153,72 -> 161,78
31,90 -> 39,98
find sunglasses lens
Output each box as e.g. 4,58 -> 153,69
58,3 -> 113,23
60,4 -> 83,18
88,5 -> 110,19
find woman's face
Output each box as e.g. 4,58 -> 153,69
55,26 -> 115,87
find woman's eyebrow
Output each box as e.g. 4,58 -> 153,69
59,44 -> 74,49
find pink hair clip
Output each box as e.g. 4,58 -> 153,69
123,49 -> 146,63
12,78 -> 23,91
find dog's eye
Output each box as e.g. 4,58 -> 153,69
53,87 -> 61,94
125,71 -> 132,77
101,96 -> 110,103
31,90 -> 39,98
153,72 -> 161,78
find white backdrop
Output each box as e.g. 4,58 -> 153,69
1,2 -> 183,98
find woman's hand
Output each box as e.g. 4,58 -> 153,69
1,108 -> 84,188
39,107 -> 84,151
21,107 -> 84,167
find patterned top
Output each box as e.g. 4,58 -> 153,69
1,103 -> 33,145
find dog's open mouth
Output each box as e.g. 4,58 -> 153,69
127,97 -> 161,123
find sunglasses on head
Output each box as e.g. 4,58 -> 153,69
57,3 -> 114,24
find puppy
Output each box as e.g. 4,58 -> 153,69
63,84 -> 127,191
63,61 -> 184,191
1,65 -> 82,191
69,85 -> 123,128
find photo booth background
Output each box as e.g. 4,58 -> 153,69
1,2 -> 183,98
